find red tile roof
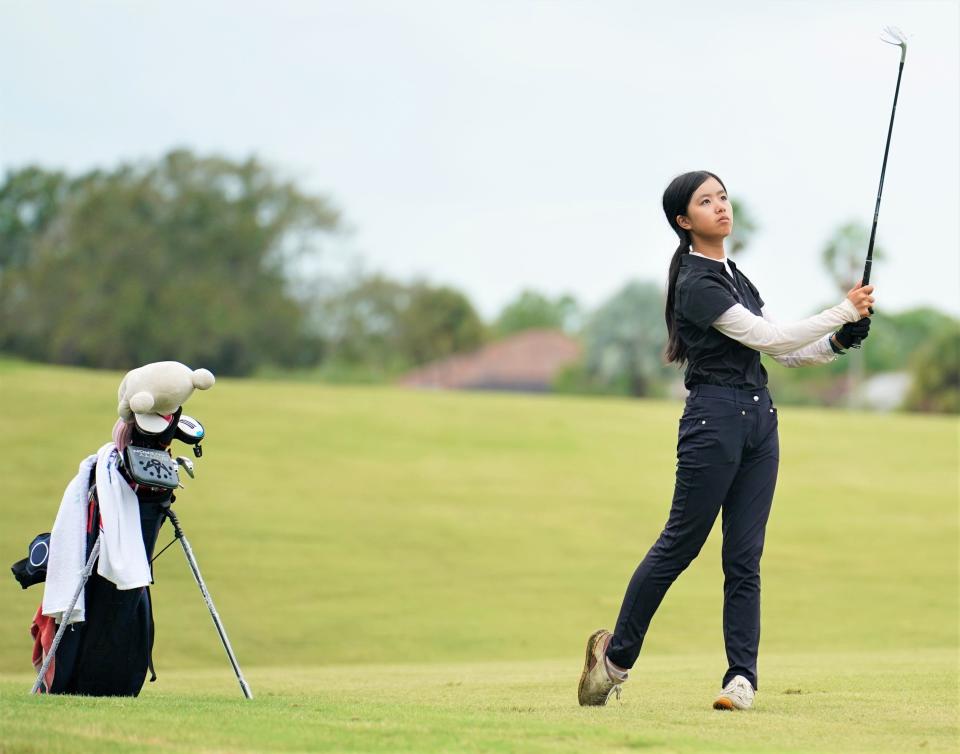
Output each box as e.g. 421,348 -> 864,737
399,329 -> 582,392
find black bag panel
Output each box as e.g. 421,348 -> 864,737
52,573 -> 154,696
47,494 -> 169,697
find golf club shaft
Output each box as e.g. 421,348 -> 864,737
30,536 -> 101,694
171,517 -> 253,699
863,58 -> 905,288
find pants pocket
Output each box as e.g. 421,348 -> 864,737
678,400 -> 743,464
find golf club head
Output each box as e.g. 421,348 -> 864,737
175,456 -> 195,479
880,26 -> 908,62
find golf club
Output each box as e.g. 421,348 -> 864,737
861,26 -> 908,315
175,456 -> 195,478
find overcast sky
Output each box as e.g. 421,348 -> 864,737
2,0 -> 957,321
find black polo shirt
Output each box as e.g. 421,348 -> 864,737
674,253 -> 767,390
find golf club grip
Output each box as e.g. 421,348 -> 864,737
861,259 -> 874,315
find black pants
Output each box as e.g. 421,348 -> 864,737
606,384 -> 779,690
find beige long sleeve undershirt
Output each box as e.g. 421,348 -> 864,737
712,299 -> 859,361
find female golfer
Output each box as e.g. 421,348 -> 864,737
577,171 -> 875,711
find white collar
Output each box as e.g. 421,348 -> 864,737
689,250 -> 728,265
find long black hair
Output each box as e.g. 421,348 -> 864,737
662,170 -> 726,365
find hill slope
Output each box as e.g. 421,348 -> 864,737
2,360 -> 957,675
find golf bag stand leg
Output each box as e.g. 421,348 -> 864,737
164,507 -> 254,700
29,536 -> 102,694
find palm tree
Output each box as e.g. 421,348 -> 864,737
728,198 -> 757,256
822,222 -> 885,292
821,222 -> 885,407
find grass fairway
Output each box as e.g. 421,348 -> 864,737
0,650 -> 956,754
1,360 -> 957,752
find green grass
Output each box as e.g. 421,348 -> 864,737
1,652 -> 957,753
1,360 -> 957,752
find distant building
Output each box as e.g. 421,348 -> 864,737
399,329 -> 582,393
852,371 -> 912,411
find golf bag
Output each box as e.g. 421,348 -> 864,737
11,413 -> 185,697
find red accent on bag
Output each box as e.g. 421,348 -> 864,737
30,604 -> 56,693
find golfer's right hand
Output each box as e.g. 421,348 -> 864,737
846,280 -> 875,318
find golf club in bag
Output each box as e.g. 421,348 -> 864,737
15,413 -> 252,699
859,26 -> 908,322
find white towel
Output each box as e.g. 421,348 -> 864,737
94,444 -> 152,589
42,443 -> 152,625
42,453 -> 98,625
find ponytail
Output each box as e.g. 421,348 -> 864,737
664,239 -> 690,364
661,170 -> 726,365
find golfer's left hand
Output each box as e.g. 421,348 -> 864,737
846,281 -> 876,317
835,317 -> 871,349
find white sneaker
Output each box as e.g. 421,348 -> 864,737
713,675 -> 755,710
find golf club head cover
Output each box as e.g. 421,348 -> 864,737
175,415 -> 205,445
130,407 -> 182,450
117,361 -> 215,431
835,318 -> 871,349
10,533 -> 52,589
124,446 -> 180,489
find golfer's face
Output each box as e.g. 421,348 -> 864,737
683,178 -> 733,238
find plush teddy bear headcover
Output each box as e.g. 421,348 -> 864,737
118,361 -> 215,433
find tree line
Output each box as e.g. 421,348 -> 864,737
1,149 -> 956,411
